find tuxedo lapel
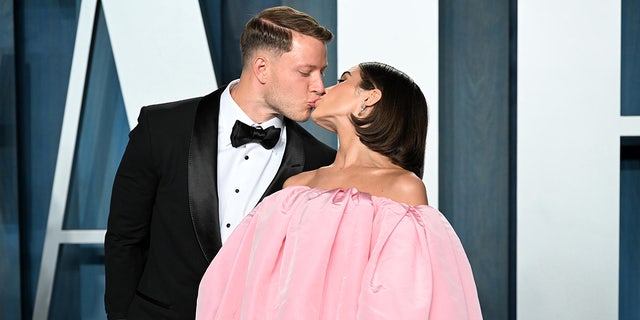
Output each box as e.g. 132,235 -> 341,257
259,118 -> 306,201
188,88 -> 225,262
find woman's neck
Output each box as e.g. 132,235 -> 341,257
332,130 -> 394,170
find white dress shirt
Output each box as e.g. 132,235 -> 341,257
217,80 -> 287,243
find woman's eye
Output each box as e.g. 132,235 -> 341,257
337,78 -> 346,83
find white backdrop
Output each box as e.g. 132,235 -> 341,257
517,1 -> 632,319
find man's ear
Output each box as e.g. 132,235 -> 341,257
253,56 -> 268,84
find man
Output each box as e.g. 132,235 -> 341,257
104,6 -> 335,319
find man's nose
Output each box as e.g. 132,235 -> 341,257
311,73 -> 325,95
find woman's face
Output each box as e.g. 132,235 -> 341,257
311,66 -> 365,132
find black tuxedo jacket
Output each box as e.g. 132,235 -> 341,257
104,87 -> 336,319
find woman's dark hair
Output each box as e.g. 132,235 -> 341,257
240,6 -> 333,65
352,62 -> 429,178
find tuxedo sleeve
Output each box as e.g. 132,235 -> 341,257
104,107 -> 159,319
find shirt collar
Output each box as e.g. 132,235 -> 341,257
219,80 -> 285,146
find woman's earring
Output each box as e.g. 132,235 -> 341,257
358,103 -> 366,115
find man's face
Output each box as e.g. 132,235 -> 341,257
265,32 -> 327,122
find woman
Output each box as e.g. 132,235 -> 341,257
196,62 -> 482,319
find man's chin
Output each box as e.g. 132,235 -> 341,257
287,111 -> 312,122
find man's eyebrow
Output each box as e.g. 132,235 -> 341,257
298,64 -> 327,70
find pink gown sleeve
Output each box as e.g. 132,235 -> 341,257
356,204 -> 482,319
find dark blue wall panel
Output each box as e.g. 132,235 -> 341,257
620,141 -> 640,319
1,0 -> 21,319
439,0 -> 516,319
622,0 -> 639,115
15,1 -> 81,317
620,1 -> 640,318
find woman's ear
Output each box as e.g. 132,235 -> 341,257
357,89 -> 382,117
365,89 -> 382,106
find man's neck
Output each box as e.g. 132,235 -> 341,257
230,77 -> 278,124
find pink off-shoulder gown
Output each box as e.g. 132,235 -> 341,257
196,186 -> 482,320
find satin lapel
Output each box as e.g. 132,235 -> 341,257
188,88 -> 225,262
259,118 -> 306,201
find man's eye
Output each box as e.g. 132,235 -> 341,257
300,71 -> 311,77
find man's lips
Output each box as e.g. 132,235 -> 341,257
308,97 -> 321,107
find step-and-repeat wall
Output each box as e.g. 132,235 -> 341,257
1,1 -> 638,319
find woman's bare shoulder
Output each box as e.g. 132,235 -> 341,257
385,171 -> 428,206
283,170 -> 317,188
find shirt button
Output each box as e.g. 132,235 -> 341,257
244,155 -> 249,160
226,223 -> 231,228
235,189 -> 239,193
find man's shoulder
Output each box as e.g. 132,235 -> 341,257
139,87 -> 225,119
144,87 -> 224,112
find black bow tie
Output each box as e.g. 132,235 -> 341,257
230,120 -> 281,149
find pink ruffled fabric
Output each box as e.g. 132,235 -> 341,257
196,186 -> 482,319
